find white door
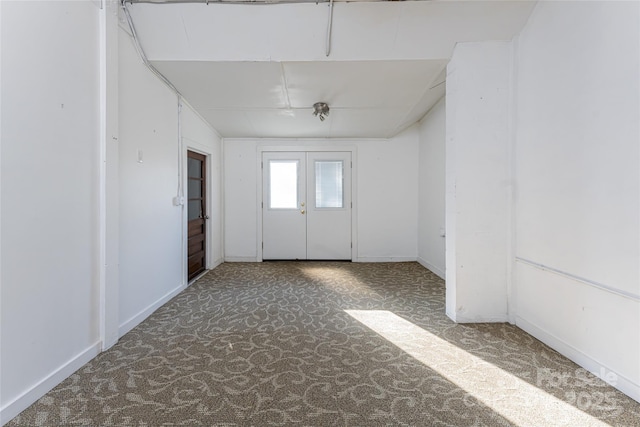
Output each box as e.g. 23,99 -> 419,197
262,151 -> 352,260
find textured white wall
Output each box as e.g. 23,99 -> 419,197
514,0 -> 639,401
223,139 -> 259,261
417,99 -> 446,278
118,28 -> 223,334
445,41 -> 511,323
223,132 -> 419,262
357,128 -> 419,261
0,1 -> 101,421
118,29 -> 183,329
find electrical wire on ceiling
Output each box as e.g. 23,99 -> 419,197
121,1 -> 181,95
326,0 -> 334,57
125,0 -> 336,4
123,0 -> 338,56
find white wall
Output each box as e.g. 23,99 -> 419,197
417,99 -> 446,278
118,28 -> 222,335
223,130 -> 419,262
513,1 -> 639,401
357,127 -> 419,261
0,1 -> 101,422
224,139 -> 260,261
445,41 -> 511,323
118,28 -> 183,332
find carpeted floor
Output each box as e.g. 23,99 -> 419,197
8,262 -> 640,426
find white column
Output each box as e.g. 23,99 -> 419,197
445,41 -> 512,323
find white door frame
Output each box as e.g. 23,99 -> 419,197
256,144 -> 358,262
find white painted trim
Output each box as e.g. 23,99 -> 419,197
118,284 -> 186,337
225,256 -> 261,262
516,316 -> 640,403
256,148 -> 264,261
354,257 -> 417,263
417,257 -> 445,279
220,138 -> 226,263
226,137 -> 387,144
452,314 -> 509,323
0,342 -> 101,425
210,258 -> 223,270
100,0 -> 120,351
0,1 -> 3,419
516,257 -> 640,302
178,101 -> 187,288
506,34 -> 519,326
98,0 -> 108,353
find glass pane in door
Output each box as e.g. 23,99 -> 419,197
315,161 -> 343,208
269,160 -> 299,209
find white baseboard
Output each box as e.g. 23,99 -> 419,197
417,257 -> 445,279
516,315 -> 640,403
119,284 -> 186,338
224,256 -> 260,262
209,258 -> 223,269
354,256 -> 417,263
452,313 -> 510,323
0,342 -> 101,426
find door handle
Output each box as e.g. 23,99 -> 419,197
300,210 -> 306,215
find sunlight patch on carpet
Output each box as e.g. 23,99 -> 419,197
344,309 -> 608,427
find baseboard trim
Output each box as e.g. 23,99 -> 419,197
417,257 -> 445,279
0,341 -> 101,426
452,314 -> 510,323
354,257 -> 417,263
516,315 -> 640,403
209,258 -> 223,270
224,256 -> 260,262
119,284 -> 186,338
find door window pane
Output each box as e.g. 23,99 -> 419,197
269,161 -> 298,209
188,158 -> 202,178
188,179 -> 202,198
315,161 -> 343,208
188,200 -> 202,220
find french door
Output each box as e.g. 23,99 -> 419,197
262,151 -> 352,260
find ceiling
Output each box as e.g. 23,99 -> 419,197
124,1 -> 537,139
152,60 -> 447,138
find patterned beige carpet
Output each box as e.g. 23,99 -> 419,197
8,262 -> 640,426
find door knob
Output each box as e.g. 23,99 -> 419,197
300,210 -> 306,215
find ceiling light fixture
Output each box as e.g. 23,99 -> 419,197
312,102 -> 330,121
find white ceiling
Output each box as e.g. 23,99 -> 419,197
153,60 -> 447,138
125,1 -> 537,139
